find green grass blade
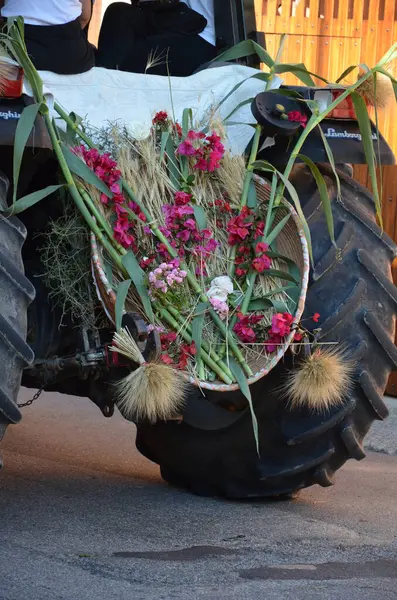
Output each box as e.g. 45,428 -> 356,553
4,184 -> 64,215
265,213 -> 291,246
275,34 -> 287,64
265,268 -> 300,284
213,39 -> 275,68
318,127 -> 341,200
193,205 -> 207,231
350,92 -> 382,225
165,135 -> 180,189
229,358 -> 260,456
297,154 -> 335,246
122,252 -> 154,322
160,131 -> 170,161
247,181 -> 258,209
115,279 -> 132,332
275,170 -> 313,263
191,302 -> 208,364
13,102 -> 41,205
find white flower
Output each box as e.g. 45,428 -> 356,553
207,276 -> 234,303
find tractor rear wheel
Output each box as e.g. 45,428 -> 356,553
0,173 -> 35,467
135,166 -> 397,498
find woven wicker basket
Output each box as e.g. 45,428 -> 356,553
91,176 -> 310,392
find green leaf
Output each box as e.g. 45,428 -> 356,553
61,144 -> 112,198
263,284 -> 296,297
4,184 -> 64,215
336,65 -> 358,83
122,252 -> 154,322
214,39 -> 275,68
160,131 -> 170,161
247,181 -> 258,209
191,302 -> 208,364
13,102 -> 41,205
297,154 -> 335,246
251,160 -> 275,173
193,205 -> 207,231
165,135 -> 180,189
265,268 -> 299,284
275,169 -> 313,264
273,63 -> 316,86
267,250 -> 301,305
103,259 -> 114,289
318,127 -> 341,200
275,34 -> 287,64
265,213 -> 291,246
229,358 -> 259,456
264,173 -> 278,238
248,298 -> 273,311
115,279 -> 132,332
182,108 -> 192,138
215,72 -> 270,114
350,92 -> 381,225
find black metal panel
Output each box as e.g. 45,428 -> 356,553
214,0 -> 260,48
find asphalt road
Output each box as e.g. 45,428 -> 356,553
1,388 -> 397,600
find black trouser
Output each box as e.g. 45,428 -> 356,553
96,2 -> 217,77
24,18 -> 95,75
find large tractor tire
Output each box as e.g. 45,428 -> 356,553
135,165 -> 397,498
0,173 -> 35,466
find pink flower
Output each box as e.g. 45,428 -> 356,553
177,140 -> 196,156
271,313 -> 294,337
187,130 -> 205,140
176,229 -> 191,242
287,111 -> 308,128
183,218 -> 196,230
256,242 -> 269,255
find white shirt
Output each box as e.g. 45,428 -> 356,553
185,0 -> 215,46
1,0 -> 83,26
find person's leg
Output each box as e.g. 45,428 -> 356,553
24,20 -> 95,75
96,3 -> 147,70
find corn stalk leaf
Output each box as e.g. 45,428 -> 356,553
115,279 -> 132,332
191,302 -> 208,364
165,135 -> 180,189
193,205 -> 207,231
61,144 -> 112,198
229,358 -> 259,456
275,34 -> 287,64
214,39 -> 275,68
274,170 -> 313,264
265,268 -> 299,284
160,131 -> 170,161
248,298 -> 273,310
318,127 -> 341,200
350,92 -> 382,225
265,213 -> 291,246
13,102 -> 41,205
267,250 -> 301,305
273,63 -> 320,86
122,252 -> 154,322
214,72 -> 270,114
297,154 -> 335,246
4,184 -> 64,215
247,181 -> 258,208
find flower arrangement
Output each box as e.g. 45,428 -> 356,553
2,18 -> 397,448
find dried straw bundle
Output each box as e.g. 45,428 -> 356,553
111,328 -> 188,423
285,348 -> 354,412
356,70 -> 393,108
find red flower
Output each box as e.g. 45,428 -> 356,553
267,332 -> 283,353
160,354 -> 174,365
312,312 -> 321,323
294,331 -> 303,342
287,111 -> 308,128
152,111 -> 168,124
235,267 -> 247,277
252,255 -> 272,273
227,212 -> 253,246
174,191 -> 192,206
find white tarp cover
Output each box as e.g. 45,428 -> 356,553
35,64 -> 276,155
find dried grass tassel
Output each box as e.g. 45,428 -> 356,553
110,328 -> 188,423
284,348 -> 354,412
356,71 -> 393,108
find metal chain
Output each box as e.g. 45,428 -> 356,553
17,388 -> 44,408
